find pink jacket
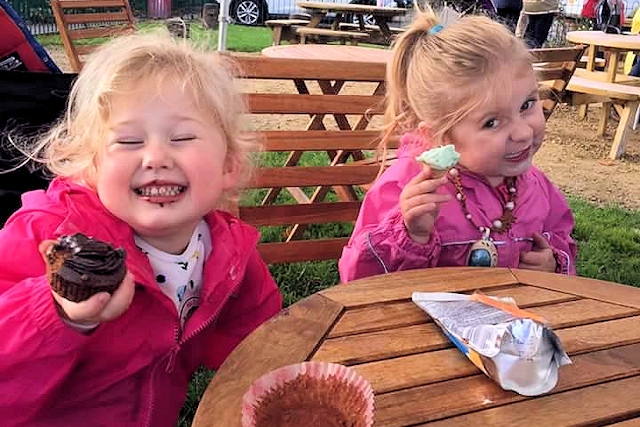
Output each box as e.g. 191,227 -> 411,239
339,134 -> 577,282
0,178 -> 282,427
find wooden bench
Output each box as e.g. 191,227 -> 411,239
232,55 -> 393,264
50,0 -> 136,72
264,19 -> 310,45
296,27 -> 370,45
227,46 -> 580,265
337,22 -> 405,33
566,72 -> 640,159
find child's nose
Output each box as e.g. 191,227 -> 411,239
511,117 -> 534,143
142,141 -> 174,169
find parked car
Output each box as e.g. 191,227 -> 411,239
228,0 -> 407,26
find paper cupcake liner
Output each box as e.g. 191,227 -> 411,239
48,273 -> 118,303
242,361 -> 375,427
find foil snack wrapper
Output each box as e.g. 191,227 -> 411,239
412,291 -> 572,396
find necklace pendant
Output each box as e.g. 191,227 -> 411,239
467,237 -> 498,267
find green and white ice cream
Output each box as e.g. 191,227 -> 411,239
415,144 -> 461,174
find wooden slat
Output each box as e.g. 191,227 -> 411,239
257,238 -> 348,264
246,93 -> 384,114
68,25 -> 132,41
234,55 -> 387,81
530,45 -> 585,63
256,130 -> 395,151
373,344 -> 640,427
510,269 -> 640,309
555,315 -> 640,355
535,66 -> 570,82
314,309 -> 640,365
357,340 -> 640,395
249,165 -> 380,188
63,11 -> 130,24
240,201 -> 362,226
192,294 -> 343,427
58,0 -> 130,8
320,267 -> 519,307
327,286 -> 580,338
526,298 -> 639,329
421,376 -> 640,427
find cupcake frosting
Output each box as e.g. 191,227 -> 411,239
50,233 -> 126,286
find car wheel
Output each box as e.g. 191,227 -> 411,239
232,0 -> 264,25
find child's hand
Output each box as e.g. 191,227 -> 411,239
400,166 -> 451,244
519,233 -> 557,273
39,239 -> 136,325
52,272 -> 135,325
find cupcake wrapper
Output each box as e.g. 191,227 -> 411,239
242,361 -> 374,427
47,270 -> 119,303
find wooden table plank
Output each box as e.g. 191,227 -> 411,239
315,303 -> 640,365
191,294 -> 343,426
374,344 -> 640,427
526,299 -> 639,328
511,269 -> 640,309
320,268 -> 518,307
555,315 -> 640,354
421,375 -> 640,427
328,286 -> 580,338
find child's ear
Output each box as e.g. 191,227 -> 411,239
222,153 -> 242,190
417,121 -> 434,143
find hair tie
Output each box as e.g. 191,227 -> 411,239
428,24 -> 443,35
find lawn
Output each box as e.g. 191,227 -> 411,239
37,22 -> 640,426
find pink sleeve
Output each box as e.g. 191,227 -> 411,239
0,213 -> 92,422
339,166 -> 440,283
542,181 -> 578,275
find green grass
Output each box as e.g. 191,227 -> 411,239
37,21 -> 272,53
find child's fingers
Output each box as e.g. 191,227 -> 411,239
38,240 -> 56,260
404,193 -> 452,211
97,271 -> 135,322
531,232 -> 550,250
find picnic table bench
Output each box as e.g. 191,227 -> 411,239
264,18 -> 310,45
296,26 -> 370,44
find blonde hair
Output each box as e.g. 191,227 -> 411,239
383,6 -> 532,150
26,31 -> 255,208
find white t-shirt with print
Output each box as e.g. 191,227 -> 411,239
135,220 -> 212,328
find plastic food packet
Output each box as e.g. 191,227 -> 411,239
412,291 -> 572,396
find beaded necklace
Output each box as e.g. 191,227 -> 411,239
448,168 -> 518,267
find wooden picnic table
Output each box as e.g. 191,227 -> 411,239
192,267 -> 640,426
297,1 -> 407,45
566,30 -> 640,159
262,44 -> 392,63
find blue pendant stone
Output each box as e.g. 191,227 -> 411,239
468,248 -> 493,267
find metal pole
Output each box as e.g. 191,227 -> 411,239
217,0 -> 230,51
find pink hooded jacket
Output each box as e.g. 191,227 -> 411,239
0,178 -> 282,427
339,134 -> 577,282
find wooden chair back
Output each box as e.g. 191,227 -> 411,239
50,0 -> 136,72
233,55 -> 394,264
530,45 -> 585,119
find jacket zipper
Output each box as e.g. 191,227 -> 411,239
143,277 -> 244,427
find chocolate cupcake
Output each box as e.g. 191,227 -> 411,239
242,362 -> 375,427
44,233 -> 126,303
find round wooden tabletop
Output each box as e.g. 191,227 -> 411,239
261,44 -> 392,63
566,30 -> 640,50
192,267 -> 640,426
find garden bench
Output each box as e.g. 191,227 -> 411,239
264,19 -> 310,45
228,45 -> 581,265
232,54 -> 393,264
296,27 -> 370,45
50,0 -> 136,72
